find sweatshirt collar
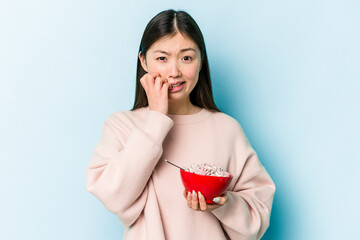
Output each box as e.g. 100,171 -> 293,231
143,106 -> 213,125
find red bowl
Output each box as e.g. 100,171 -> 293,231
180,169 -> 233,204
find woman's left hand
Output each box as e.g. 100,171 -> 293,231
183,189 -> 228,212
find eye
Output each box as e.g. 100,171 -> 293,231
182,56 -> 192,62
157,57 -> 167,61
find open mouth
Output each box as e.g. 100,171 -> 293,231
170,82 -> 185,89
169,81 -> 185,92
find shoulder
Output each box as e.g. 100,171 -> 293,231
208,110 -> 251,146
209,111 -> 244,133
104,107 -> 149,130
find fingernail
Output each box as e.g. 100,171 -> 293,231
198,191 -> 202,199
192,190 -> 196,198
187,191 -> 191,198
213,198 -> 220,204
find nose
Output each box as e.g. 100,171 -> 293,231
167,61 -> 181,79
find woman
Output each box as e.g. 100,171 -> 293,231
86,9 -> 275,240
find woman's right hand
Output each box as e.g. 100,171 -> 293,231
140,72 -> 170,115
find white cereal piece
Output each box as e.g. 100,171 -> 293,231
185,162 -> 230,177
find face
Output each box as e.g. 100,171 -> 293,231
139,32 -> 202,102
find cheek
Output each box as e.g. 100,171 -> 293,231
183,65 -> 200,82
147,59 -> 165,72
147,61 -> 167,74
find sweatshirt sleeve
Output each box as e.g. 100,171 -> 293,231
211,124 -> 276,240
86,110 -> 174,227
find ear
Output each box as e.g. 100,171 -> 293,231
139,51 -> 148,72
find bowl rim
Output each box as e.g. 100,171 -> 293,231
180,169 -> 233,179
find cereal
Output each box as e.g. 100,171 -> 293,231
185,163 -> 230,177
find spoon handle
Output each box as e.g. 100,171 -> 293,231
165,159 -> 186,171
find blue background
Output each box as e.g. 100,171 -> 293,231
1,1 -> 359,239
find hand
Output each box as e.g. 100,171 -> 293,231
140,72 -> 170,115
183,189 -> 228,212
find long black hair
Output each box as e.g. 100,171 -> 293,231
132,9 -> 220,112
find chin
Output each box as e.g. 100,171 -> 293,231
168,94 -> 187,101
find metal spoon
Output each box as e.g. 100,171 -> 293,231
165,159 -> 186,171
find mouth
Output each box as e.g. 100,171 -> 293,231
169,81 -> 185,93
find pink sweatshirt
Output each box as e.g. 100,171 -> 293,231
86,106 -> 275,240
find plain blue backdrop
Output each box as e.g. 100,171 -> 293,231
1,0 -> 359,239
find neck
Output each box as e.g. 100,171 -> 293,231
168,98 -> 201,115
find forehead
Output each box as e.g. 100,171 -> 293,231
150,32 -> 199,52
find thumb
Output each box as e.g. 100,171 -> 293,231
213,194 -> 228,205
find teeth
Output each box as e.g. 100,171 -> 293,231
171,82 -> 183,88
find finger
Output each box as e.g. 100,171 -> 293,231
191,190 -> 199,210
183,189 -> 187,199
186,191 -> 192,208
161,82 -> 170,95
154,77 -> 163,90
198,192 -> 207,211
140,77 -> 148,92
144,73 -> 161,90
212,196 -> 226,205
147,72 -> 161,79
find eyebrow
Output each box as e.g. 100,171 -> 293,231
153,48 -> 196,55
